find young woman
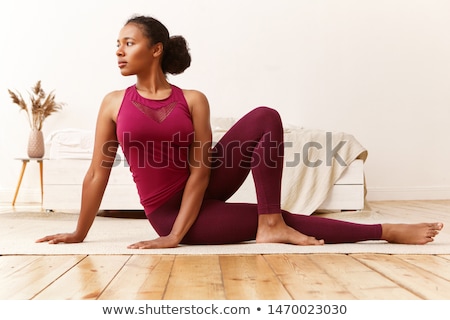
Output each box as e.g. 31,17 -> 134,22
37,16 -> 443,249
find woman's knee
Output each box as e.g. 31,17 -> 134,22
252,106 -> 280,118
250,106 -> 282,129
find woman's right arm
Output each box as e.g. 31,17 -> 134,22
36,91 -> 123,244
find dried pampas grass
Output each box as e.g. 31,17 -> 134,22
8,80 -> 64,131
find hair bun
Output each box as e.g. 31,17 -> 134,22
162,35 -> 191,75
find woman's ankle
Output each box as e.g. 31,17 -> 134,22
258,213 -> 284,228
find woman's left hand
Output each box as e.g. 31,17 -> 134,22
127,234 -> 180,249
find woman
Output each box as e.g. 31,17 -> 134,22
37,16 -> 443,249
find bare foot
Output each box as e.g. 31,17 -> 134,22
381,222 -> 444,244
256,214 -> 324,246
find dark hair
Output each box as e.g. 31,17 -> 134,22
126,15 -> 191,75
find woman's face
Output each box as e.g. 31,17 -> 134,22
116,23 -> 157,76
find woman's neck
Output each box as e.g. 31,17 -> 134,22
135,71 -> 171,98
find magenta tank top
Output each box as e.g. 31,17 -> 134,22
116,85 -> 194,214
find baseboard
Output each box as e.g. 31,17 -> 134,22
366,186 -> 450,201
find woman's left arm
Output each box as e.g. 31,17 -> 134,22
128,90 -> 212,249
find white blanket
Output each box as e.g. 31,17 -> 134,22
280,128 -> 367,214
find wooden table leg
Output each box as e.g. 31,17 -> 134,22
12,160 -> 29,206
38,159 -> 44,205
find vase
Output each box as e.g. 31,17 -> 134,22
27,129 -> 45,158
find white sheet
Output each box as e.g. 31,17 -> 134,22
46,128 -> 94,159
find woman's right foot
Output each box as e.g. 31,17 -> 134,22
256,213 -> 324,246
381,222 -> 444,244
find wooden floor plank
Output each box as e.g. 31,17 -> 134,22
163,255 -> 225,300
410,200 -> 450,214
33,255 -> 130,300
354,254 -> 450,299
399,202 -> 450,221
397,255 -> 450,281
221,255 -> 292,300
439,255 -> 450,261
0,255 -> 86,299
310,254 -> 419,299
0,255 -> 42,280
370,201 -> 450,223
99,255 -> 175,300
265,254 -> 357,300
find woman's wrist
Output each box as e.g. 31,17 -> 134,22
72,229 -> 88,242
167,232 -> 183,245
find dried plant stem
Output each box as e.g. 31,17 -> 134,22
7,81 -> 64,130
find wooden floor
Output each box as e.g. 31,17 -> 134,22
1,200 -> 449,300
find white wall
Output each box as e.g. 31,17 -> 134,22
1,0 -> 449,204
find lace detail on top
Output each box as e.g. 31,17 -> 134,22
132,100 -> 178,123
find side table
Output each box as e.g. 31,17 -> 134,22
12,158 -> 45,206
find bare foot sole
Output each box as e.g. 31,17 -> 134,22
256,215 -> 324,246
382,222 -> 444,244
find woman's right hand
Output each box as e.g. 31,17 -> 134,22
36,232 -> 84,244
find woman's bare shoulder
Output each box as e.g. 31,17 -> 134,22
98,89 -> 127,121
182,89 -> 209,114
103,89 -> 127,104
182,88 -> 206,98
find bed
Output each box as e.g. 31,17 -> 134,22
43,120 -> 367,215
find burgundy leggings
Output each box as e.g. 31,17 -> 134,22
148,107 -> 382,245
